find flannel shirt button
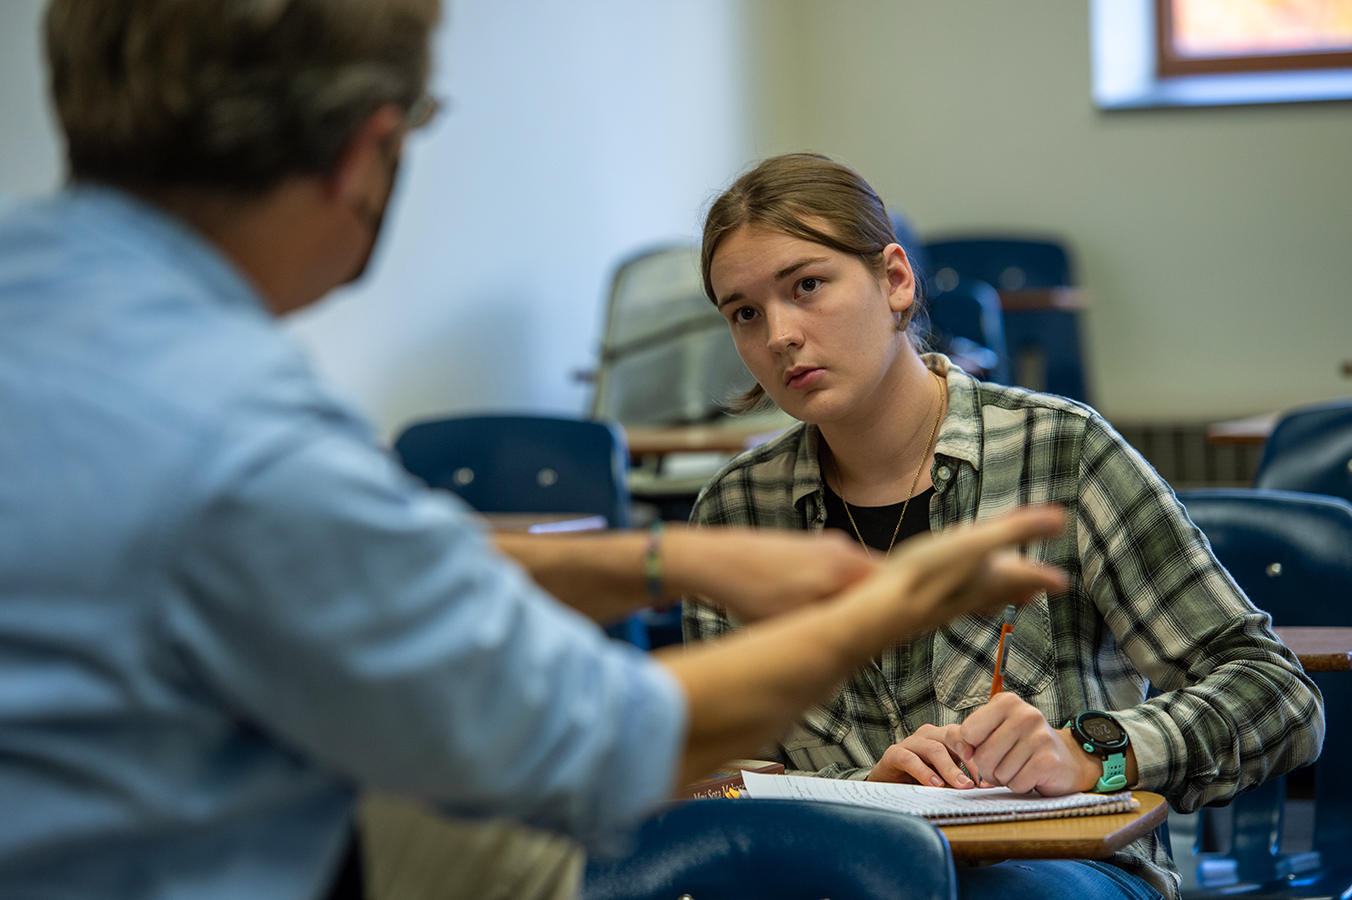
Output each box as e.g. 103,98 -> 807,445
936,466 -> 952,482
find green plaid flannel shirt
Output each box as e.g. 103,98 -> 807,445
683,355 -> 1323,900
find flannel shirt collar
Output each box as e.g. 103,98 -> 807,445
927,353 -> 985,477
789,423 -> 824,509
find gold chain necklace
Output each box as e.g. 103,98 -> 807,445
829,371 -> 946,560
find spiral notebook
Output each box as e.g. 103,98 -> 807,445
740,771 -> 1139,826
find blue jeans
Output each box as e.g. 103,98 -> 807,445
957,859 -> 1165,900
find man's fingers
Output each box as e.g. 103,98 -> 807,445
911,505 -> 1066,565
886,506 -> 1069,601
979,551 -> 1069,601
969,504 -> 1067,548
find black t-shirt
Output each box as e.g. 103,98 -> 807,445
823,483 -> 935,554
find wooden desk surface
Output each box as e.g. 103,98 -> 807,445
1205,411 -> 1278,446
1274,626 -> 1352,672
625,421 -> 792,456
481,512 -> 608,533
996,287 -> 1089,313
939,791 -> 1168,861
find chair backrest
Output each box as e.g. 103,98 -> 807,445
590,244 -> 754,426
393,414 -> 632,528
922,237 -> 1089,403
923,236 -> 1073,290
1253,398 -> 1352,505
1176,487 -> 1352,861
1176,488 -> 1352,627
924,277 -> 1009,384
582,798 -> 956,900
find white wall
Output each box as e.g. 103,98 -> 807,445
746,0 -> 1352,422
0,0 -> 753,438
8,0 -> 1348,427
286,0 -> 754,437
0,0 -> 62,198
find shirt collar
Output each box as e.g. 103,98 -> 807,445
926,353 -> 984,474
62,183 -> 272,318
790,422 -> 825,509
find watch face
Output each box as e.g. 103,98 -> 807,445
1077,712 -> 1128,749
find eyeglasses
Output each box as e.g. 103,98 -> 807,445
402,93 -> 441,133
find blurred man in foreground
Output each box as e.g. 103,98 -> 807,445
0,1 -> 1066,897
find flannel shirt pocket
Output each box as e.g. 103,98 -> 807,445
932,596 -> 1055,711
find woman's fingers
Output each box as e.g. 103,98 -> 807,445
868,727 -> 975,788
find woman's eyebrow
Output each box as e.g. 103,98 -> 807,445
717,255 -> 831,309
775,256 -> 829,281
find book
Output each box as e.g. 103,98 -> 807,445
680,759 -> 785,800
740,771 -> 1139,826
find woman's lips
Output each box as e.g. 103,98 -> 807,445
786,367 -> 824,390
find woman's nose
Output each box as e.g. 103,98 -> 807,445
765,307 -> 802,351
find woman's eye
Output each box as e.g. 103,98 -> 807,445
733,307 -> 758,324
798,277 -> 821,294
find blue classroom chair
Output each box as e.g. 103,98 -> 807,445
393,414 -> 647,646
582,798 -> 956,900
394,414 -> 632,527
1176,488 -> 1352,897
1253,397 -> 1352,506
924,236 -> 1090,403
924,277 -> 1010,385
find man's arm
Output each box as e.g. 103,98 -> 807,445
493,525 -> 876,625
656,507 -> 1068,787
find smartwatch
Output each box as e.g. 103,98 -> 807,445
1065,711 -> 1130,793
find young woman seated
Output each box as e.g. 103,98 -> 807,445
681,153 -> 1322,900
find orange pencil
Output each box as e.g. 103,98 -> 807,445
989,605 -> 1016,697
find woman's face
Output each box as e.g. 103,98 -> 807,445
709,223 -> 916,427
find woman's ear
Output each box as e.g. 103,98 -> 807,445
883,243 -> 916,314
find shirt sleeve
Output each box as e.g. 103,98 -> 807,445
164,400 -> 687,850
1075,416 -> 1324,812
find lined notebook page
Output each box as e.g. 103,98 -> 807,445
740,771 -> 1138,825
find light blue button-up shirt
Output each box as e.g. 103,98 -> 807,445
0,187 -> 685,898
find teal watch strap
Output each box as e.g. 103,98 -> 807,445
1093,751 -> 1128,793
1066,712 -> 1131,794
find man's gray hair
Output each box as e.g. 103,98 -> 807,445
46,0 -> 439,192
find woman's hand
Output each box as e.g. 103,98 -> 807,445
947,692 -> 1122,796
867,723 -> 976,788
